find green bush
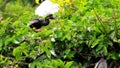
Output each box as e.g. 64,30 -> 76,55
0,0 -> 120,68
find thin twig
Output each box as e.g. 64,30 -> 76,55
112,9 -> 118,39
0,0 -> 9,9
93,9 -> 107,34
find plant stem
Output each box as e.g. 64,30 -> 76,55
112,9 -> 118,40
93,9 -> 107,34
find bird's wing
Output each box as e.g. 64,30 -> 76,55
35,0 -> 59,16
94,58 -> 107,68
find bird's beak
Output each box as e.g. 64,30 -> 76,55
46,14 -> 55,19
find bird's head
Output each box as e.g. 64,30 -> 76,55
45,14 -> 54,19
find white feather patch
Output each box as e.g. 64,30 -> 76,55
35,0 -> 59,16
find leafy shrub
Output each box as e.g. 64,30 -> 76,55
0,0 -> 120,68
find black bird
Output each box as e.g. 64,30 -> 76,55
29,14 -> 54,29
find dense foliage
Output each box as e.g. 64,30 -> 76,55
0,0 -> 120,68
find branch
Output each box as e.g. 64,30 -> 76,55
112,9 -> 118,39
0,0 -> 10,9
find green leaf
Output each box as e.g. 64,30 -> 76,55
35,61 -> 42,68
22,49 -> 28,56
91,40 -> 99,48
0,39 -> 3,50
64,61 -> 73,68
13,47 -> 22,60
103,46 -> 108,55
58,59 -> 64,67
29,62 -> 36,68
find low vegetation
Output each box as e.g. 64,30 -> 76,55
0,0 -> 120,68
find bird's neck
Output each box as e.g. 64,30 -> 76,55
45,18 -> 49,22
43,18 -> 49,26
